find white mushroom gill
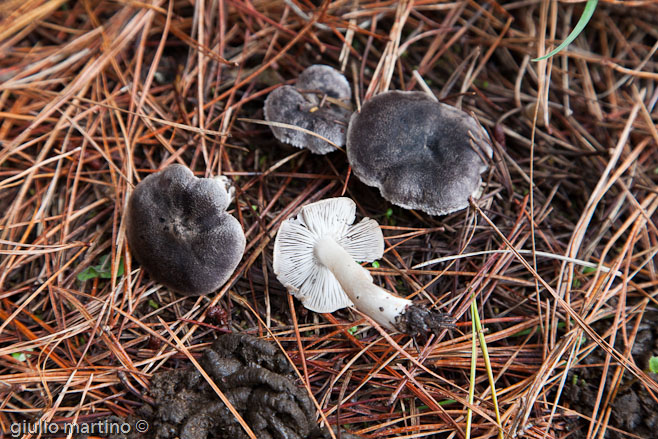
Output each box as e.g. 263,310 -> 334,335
273,197 -> 412,331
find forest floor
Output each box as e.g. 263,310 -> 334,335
1,1 -> 658,438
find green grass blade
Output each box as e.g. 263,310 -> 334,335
465,299 -> 478,439
533,0 -> 598,61
472,294 -> 504,439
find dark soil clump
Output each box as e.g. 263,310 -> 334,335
98,334 -> 361,439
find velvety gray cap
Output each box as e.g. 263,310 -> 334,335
346,91 -> 492,216
126,164 -> 246,295
264,65 -> 351,155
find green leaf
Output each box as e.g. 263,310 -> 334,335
148,299 -> 160,309
348,326 -> 358,335
77,266 -> 101,281
582,266 -> 597,274
11,352 -> 26,362
11,348 -> 33,362
100,256 -> 124,279
371,261 -> 380,268
385,208 -> 393,218
77,254 -> 124,281
533,0 -> 598,61
649,356 -> 658,374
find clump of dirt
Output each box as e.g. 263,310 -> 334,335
562,312 -> 658,439
104,333 -> 361,439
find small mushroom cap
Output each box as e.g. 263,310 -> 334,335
346,90 -> 492,216
296,64 -> 351,103
264,64 -> 351,155
273,197 -> 383,313
126,164 -> 246,295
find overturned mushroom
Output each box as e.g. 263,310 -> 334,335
346,90 -> 492,216
126,164 -> 245,295
264,64 -> 351,154
273,197 -> 452,335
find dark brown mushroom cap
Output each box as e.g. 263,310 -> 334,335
264,64 -> 351,155
126,164 -> 246,295
346,91 -> 492,216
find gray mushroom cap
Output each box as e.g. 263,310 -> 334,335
264,64 -> 351,155
346,90 -> 492,216
126,164 -> 246,295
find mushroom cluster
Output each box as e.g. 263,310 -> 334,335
264,64 -> 352,154
347,90 -> 492,216
273,197 -> 452,336
126,164 -> 245,295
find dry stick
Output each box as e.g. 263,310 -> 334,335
52,285 -> 147,387
555,90 -> 644,314
580,141 -> 656,316
0,0 -> 68,41
562,91 -> 643,259
5,3 -> 162,151
7,88 -> 230,145
529,0 -> 552,358
287,293 -> 310,389
413,250 -> 622,275
600,301 -> 653,437
67,372 -> 95,439
364,0 -> 412,99
465,311 -> 477,439
0,80 -> 90,287
0,246 -> 87,335
320,311 -> 478,427
469,197 -> 658,407
190,0 -> 326,121
527,89 -> 647,417
407,1 -> 466,91
238,118 -> 343,152
587,224 -> 641,439
195,0 -> 209,166
386,333 -> 438,405
0,307 -> 71,369
127,0 -> 174,143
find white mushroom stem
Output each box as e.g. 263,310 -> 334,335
314,237 -> 411,331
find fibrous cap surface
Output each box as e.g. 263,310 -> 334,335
126,164 -> 246,295
346,90 -> 492,216
264,64 -> 351,155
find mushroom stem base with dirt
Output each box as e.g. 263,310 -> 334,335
315,237 -> 452,335
274,197 -> 453,337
